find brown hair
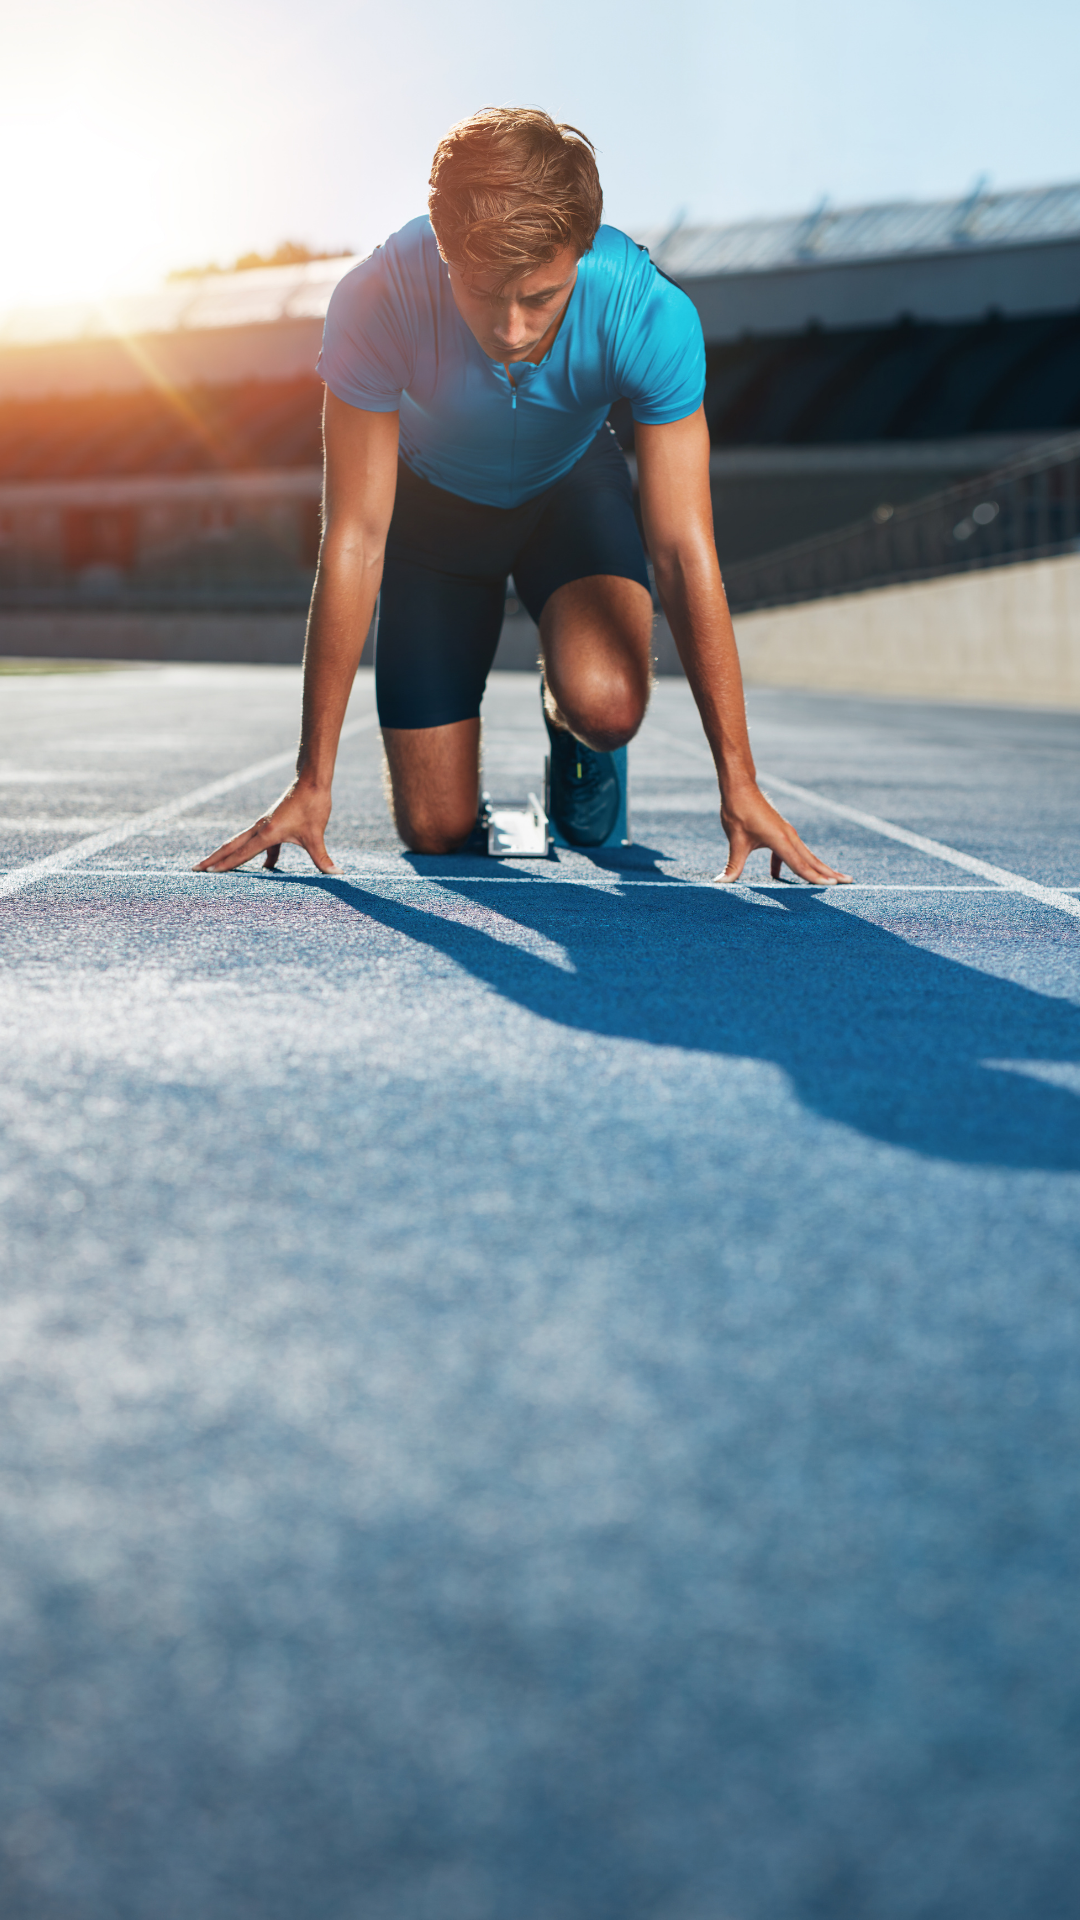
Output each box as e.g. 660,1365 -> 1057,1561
428,107 -> 603,282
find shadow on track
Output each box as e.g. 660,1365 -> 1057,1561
287,874 -> 1080,1170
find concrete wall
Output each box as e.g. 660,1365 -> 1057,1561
8,555 -> 1078,707
734,551 -> 1080,706
0,607 -> 524,672
686,237 -> 1080,342
0,611 -> 311,665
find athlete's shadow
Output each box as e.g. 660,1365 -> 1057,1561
292,873 -> 1080,1169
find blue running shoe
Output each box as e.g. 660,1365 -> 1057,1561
544,704 -> 622,847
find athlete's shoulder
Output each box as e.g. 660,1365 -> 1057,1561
331,216 -> 437,302
320,220 -> 436,402
580,224 -> 650,286
582,225 -> 700,336
583,228 -> 703,422
383,216 -> 442,272
582,226 -> 695,316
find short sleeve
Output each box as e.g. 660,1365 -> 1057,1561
614,259 -> 706,426
317,250 -> 414,413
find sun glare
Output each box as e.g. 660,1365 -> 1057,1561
0,43 -> 177,307
0,9 -> 302,315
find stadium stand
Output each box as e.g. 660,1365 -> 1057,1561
0,380 -> 322,481
0,181 -> 1077,649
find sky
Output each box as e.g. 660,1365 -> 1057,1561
2,0 -> 1078,309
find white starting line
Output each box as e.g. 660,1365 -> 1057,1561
643,725 -> 1080,921
0,711 -> 380,900
1,712 -> 1078,920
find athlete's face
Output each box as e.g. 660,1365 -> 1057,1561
445,245 -> 580,363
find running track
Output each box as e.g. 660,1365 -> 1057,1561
2,663 -> 1079,1920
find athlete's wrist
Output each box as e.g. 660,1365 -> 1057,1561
710,746 -> 758,799
718,770 -> 759,801
294,764 -> 334,799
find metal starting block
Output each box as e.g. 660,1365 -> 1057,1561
486,792 -> 550,858
482,743 -> 631,857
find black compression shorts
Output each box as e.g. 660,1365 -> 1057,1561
375,422 -> 650,730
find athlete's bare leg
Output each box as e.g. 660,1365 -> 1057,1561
540,573 -> 653,750
382,717 -> 482,855
383,573 -> 653,853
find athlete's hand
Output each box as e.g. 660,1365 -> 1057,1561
716,782 -> 851,886
194,781 -> 339,875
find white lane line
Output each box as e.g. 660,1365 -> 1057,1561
761,773 -> 1080,920
0,770 -> 133,784
401,879 -> 1075,892
642,725 -> 1080,920
0,711 -> 379,899
339,879 -> 1051,893
4,873 -> 1062,894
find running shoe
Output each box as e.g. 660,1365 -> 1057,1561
544,703 -> 622,847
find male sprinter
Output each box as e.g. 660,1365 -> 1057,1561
198,108 -> 848,884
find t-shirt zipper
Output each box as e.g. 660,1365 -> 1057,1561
509,371 -> 517,502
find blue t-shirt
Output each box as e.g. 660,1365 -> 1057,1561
318,218 -> 705,508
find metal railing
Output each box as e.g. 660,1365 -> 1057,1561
721,432 -> 1080,614
4,434 -> 1080,619
0,471 -> 321,614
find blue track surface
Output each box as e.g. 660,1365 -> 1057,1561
1,665 -> 1079,1919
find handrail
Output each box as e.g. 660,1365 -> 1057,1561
722,431 -> 1080,613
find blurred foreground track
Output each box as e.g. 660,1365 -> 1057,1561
1,666 -> 1079,1920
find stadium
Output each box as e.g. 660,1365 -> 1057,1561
1,178 -> 1078,667
5,143 -> 1080,1920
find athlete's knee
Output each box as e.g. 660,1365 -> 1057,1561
559,668 -> 648,752
394,798 -> 476,855
592,698 -> 646,752
400,822 -> 474,854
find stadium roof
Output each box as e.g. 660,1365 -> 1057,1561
640,180 -> 1080,278
0,255 -> 362,349
3,182 -> 1079,351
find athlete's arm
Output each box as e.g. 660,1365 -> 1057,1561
635,407 -> 849,885
196,394 -> 399,874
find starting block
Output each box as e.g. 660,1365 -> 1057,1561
482,746 -> 631,858
486,792 -> 550,857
